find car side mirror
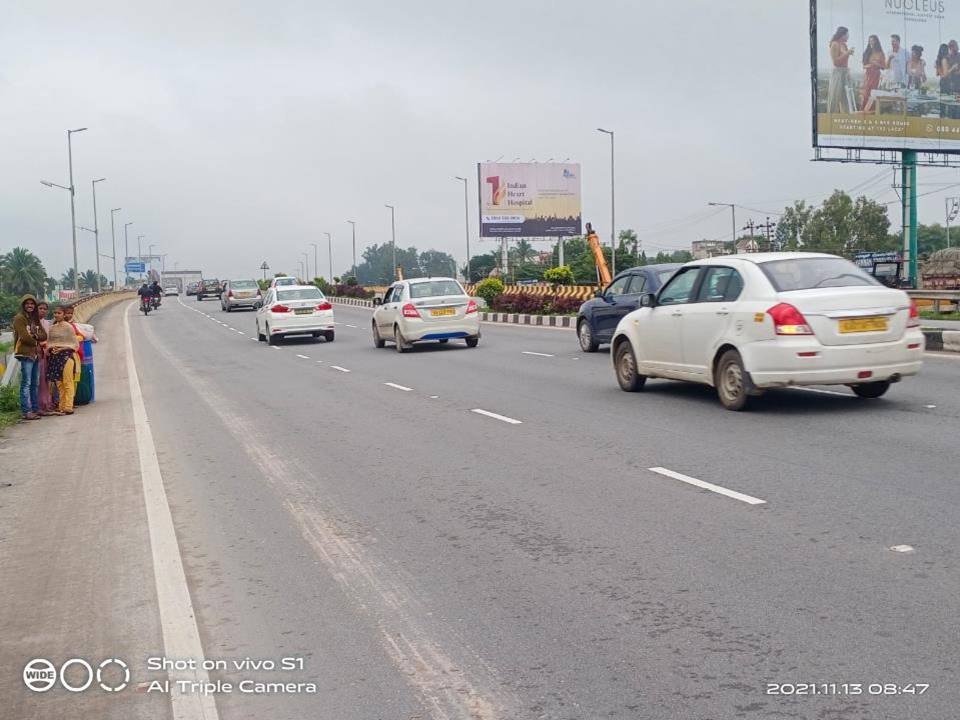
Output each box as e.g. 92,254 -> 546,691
593,289 -> 603,299
640,293 -> 656,308
373,297 -> 382,306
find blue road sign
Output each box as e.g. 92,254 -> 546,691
125,262 -> 146,273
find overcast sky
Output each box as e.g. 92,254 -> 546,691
3,0 -> 957,281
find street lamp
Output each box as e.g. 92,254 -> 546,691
124,222 -> 133,286
347,220 -> 357,280
309,243 -> 319,284
149,244 -> 158,277
596,128 -> 616,277
323,232 -> 333,283
302,252 -> 310,281
260,261 -> 270,281
66,127 -> 88,294
708,202 -> 737,249
385,204 -> 397,281
91,177 -> 106,292
110,208 -> 121,290
137,235 -> 145,281
297,260 -> 305,281
454,176 -> 471,282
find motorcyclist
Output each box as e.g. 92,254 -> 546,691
150,280 -> 163,308
137,282 -> 152,311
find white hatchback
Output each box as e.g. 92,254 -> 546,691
371,277 -> 480,351
611,253 -> 924,410
255,284 -> 334,344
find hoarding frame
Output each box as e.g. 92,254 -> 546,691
476,162 -> 582,238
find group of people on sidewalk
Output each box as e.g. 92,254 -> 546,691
11,294 -> 89,419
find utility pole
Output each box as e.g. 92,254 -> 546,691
67,127 -> 87,294
597,128 -> 616,276
110,208 -> 121,290
454,176 -> 471,282
91,178 -> 106,292
385,204 -> 397,281
709,202 -> 737,252
946,196 -> 960,249
124,222 -> 133,287
347,220 -> 357,280
324,232 -> 333,282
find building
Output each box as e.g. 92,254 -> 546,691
691,240 -> 729,259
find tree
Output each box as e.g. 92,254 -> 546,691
61,268 -> 77,290
419,249 -> 457,277
779,191 -> 894,256
464,250 -> 499,282
777,200 -> 814,250
1,247 -> 47,296
79,269 -> 106,291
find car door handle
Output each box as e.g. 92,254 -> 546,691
715,310 -> 730,316
671,311 -> 682,317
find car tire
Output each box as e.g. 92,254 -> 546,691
225,304 -> 232,312
716,349 -> 750,411
614,341 -> 645,392
850,380 -> 891,399
373,322 -> 386,348
578,319 -> 599,352
267,326 -> 280,345
324,331 -> 335,343
395,325 -> 409,353
465,336 -> 479,348
257,322 -> 265,342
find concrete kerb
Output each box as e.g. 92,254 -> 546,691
327,296 -> 577,328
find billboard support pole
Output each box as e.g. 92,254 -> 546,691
558,236 -> 564,267
901,151 -> 918,288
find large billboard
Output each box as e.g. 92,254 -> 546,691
813,0 -> 960,153
477,162 -> 582,237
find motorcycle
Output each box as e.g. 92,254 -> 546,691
140,295 -> 152,315
150,295 -> 162,310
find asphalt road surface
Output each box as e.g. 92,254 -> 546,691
5,296 -> 960,720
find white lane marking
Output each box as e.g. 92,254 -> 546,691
236,331 -> 245,335
123,304 -> 220,720
429,395 -> 439,399
521,351 -> 554,357
315,360 -> 324,363
295,354 -> 310,359
924,404 -> 937,409
648,467 -> 766,506
346,324 -> 358,328
272,345 -> 281,350
330,365 -> 350,372
470,408 -> 522,425
925,352 -> 960,360
384,382 -> 413,392
890,544 -> 915,553
791,387 -> 850,397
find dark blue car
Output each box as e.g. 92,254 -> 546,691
576,264 -> 681,352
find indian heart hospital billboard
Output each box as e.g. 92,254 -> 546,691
477,162 -> 582,237
813,0 -> 960,152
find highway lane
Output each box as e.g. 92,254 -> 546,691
126,296 -> 960,719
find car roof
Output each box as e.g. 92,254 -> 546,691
274,284 -> 322,291
401,276 -> 459,283
687,252 -> 838,267
228,278 -> 257,282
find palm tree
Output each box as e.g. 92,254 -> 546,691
61,268 -> 77,289
1,247 -> 47,296
44,276 -> 58,297
80,269 -> 100,292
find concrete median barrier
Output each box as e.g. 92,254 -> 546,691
71,290 -> 137,323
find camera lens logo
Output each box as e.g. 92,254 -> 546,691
23,659 -> 57,692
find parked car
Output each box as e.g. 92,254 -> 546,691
371,277 -> 479,351
255,285 -> 334,344
196,278 -> 222,301
221,279 -> 261,312
610,253 -> 924,410
576,264 -> 681,352
163,285 -> 179,297
186,282 -> 199,296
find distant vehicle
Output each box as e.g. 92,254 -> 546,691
611,253 -> 923,410
516,278 -> 540,286
576,264 -> 681,352
255,284 -> 334,344
163,285 -> 179,297
186,282 -> 199,296
221,279 -> 261,312
196,278 -> 222,301
854,251 -> 903,288
269,276 -> 299,289
371,277 -> 479,351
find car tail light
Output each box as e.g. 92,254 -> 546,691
402,303 -> 420,318
907,299 -> 920,328
466,300 -> 478,314
767,303 -> 813,335
271,304 -> 291,313
316,301 -> 332,311
227,290 -> 234,298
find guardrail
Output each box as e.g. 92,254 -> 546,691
907,289 -> 960,313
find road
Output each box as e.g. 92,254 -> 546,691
3,296 -> 960,720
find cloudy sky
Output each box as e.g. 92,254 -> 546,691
3,0 -> 957,281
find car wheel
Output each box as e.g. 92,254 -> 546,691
850,380 -> 891,399
324,331 -> 335,343
225,304 -> 232,312
257,322 -> 265,342
716,349 -> 750,411
372,322 -> 386,348
267,326 -> 280,345
395,325 -> 409,353
578,319 -> 599,352
614,341 -> 645,392
465,336 -> 479,348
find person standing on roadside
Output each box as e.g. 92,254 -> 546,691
45,305 -> 79,415
12,294 -> 47,420
36,301 -> 55,415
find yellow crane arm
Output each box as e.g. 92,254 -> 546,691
586,223 -> 612,287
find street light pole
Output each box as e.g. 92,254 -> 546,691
149,244 -> 157,277
302,252 -> 310,282
110,208 -> 121,290
597,128 -> 616,277
137,235 -> 145,281
347,220 -> 357,280
309,243 -> 319,283
454,176 -> 471,282
123,222 -> 133,287
67,127 -> 87,294
708,202 -> 737,250
91,177 -> 106,292
946,196 -> 960,249
385,204 -> 397,281
323,232 -> 333,282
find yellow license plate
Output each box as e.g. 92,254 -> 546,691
838,316 -> 888,333
431,307 -> 455,317
295,308 -> 312,315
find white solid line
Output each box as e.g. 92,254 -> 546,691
648,467 -> 766,506
272,345 -> 281,350
791,387 -> 850,397
346,324 -> 358,328
470,408 -> 523,425
330,365 -> 350,372
384,382 -> 413,392
521,351 -> 554,357
123,304 -> 220,720
236,331 -> 245,335
925,352 -> 960,360
296,354 -> 310,359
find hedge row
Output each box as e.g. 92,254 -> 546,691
488,292 -> 581,315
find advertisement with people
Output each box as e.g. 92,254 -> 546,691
814,0 -> 960,152
477,162 -> 582,237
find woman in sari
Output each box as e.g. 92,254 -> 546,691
861,35 -> 885,111
46,305 -> 79,415
36,301 -> 55,415
827,26 -> 855,113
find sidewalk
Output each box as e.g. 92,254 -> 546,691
0,302 -> 170,720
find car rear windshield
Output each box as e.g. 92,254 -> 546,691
759,257 -> 879,292
278,288 -> 324,301
408,280 -> 464,299
203,279 -> 220,285
231,280 -> 258,289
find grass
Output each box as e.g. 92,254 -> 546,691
0,382 -> 20,432
919,310 -> 960,321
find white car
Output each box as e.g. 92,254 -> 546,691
371,277 -> 480,352
163,286 -> 179,296
255,284 -> 334,344
269,276 -> 299,289
611,253 -> 924,410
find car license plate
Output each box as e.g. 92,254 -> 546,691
431,307 -> 455,317
295,308 -> 312,315
838,316 -> 888,333
237,292 -> 252,298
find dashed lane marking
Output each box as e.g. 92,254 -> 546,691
384,382 -> 413,392
521,351 -> 554,357
296,354 -> 311,359
648,467 -> 766,506
470,408 -> 522,425
330,365 -> 350,373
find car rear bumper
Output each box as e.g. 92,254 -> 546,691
401,316 -> 480,342
225,296 -> 258,307
268,312 -> 335,335
743,332 -> 925,387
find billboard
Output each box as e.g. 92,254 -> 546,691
477,162 -> 582,237
813,0 -> 960,152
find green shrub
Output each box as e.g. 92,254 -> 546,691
473,277 -> 505,306
314,277 -> 334,295
345,276 -> 358,286
0,382 -> 19,413
543,265 -> 575,286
